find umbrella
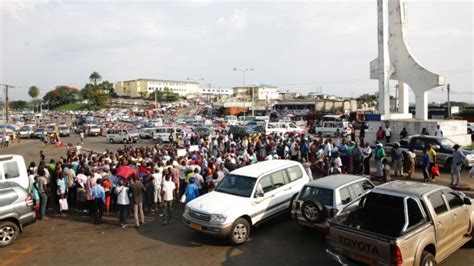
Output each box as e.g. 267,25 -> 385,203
116,165 -> 136,179
137,164 -> 149,174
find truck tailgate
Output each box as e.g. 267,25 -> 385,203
329,224 -> 392,265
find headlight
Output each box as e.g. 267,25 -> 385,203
210,214 -> 227,224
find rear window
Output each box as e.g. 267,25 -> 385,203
286,166 -> 303,182
299,186 -> 333,206
3,161 -> 20,179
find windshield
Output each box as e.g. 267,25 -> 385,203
439,138 -> 456,149
299,186 -> 333,206
215,174 -> 257,197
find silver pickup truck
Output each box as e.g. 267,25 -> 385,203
326,181 -> 474,266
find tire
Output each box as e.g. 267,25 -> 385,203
109,138 -> 114,144
301,200 -> 326,223
0,221 -> 19,247
228,218 -> 251,245
123,139 -> 128,144
420,251 -> 437,266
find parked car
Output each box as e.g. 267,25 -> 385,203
193,126 -> 216,138
0,182 -> 35,247
18,125 -> 34,139
292,175 -> 374,230
152,127 -> 183,143
58,125 -> 71,137
385,135 -> 474,169
314,121 -> 351,137
327,181 -> 474,266
139,128 -> 155,139
265,122 -> 305,135
106,128 -> 139,143
183,160 -> 310,245
87,124 -> 101,136
32,128 -> 46,139
228,125 -> 257,139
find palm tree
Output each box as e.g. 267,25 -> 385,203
89,72 -> 102,87
28,86 -> 40,111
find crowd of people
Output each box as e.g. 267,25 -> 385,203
25,124 -> 464,227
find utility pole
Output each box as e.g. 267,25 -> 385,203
0,84 -> 13,126
447,83 -> 451,119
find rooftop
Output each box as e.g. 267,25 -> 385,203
230,160 -> 301,178
307,174 -> 369,189
373,180 -> 444,197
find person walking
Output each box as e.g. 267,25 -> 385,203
391,143 -> 404,178
384,126 -> 392,143
359,123 -> 366,145
422,147 -> 431,183
185,177 -> 200,203
161,174 -> 176,225
362,143 -> 372,176
130,174 -> 146,228
404,148 -> 416,179
37,168 -> 50,220
375,143 -> 385,180
57,173 -> 67,215
376,127 -> 385,142
91,178 -> 105,225
451,144 -> 466,186
115,178 -> 130,228
400,128 -> 408,139
102,176 -> 112,216
427,144 -> 437,181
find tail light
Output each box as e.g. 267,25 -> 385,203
391,244 -> 403,266
26,194 -> 33,207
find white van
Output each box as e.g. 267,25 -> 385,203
106,128 -> 139,143
0,155 -> 29,190
265,122 -> 305,135
183,160 -> 310,245
152,127 -> 183,142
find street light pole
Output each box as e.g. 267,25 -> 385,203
233,68 -> 254,117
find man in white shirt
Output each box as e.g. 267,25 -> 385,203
385,126 -> 392,143
151,167 -> 163,212
161,174 -> 176,225
434,125 -> 443,137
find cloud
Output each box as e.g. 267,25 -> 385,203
217,9 -> 248,32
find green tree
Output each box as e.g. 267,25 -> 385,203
43,85 -> 81,108
9,100 -> 27,110
28,86 -> 40,111
89,71 -> 102,87
148,87 -> 182,102
89,91 -> 109,108
81,83 -> 95,99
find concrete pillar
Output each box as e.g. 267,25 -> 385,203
398,81 -> 409,114
414,91 -> 428,120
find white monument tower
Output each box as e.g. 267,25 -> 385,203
366,0 -> 470,145
370,0 -> 444,120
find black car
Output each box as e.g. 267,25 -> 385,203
228,126 -> 257,138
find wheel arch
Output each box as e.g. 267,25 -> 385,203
240,215 -> 253,226
0,217 -> 22,232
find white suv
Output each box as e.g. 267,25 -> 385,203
183,160 -> 310,245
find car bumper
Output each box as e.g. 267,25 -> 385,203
294,212 -> 328,229
19,211 -> 36,230
326,248 -> 351,265
182,213 -> 233,237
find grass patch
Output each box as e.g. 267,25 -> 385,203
52,103 -> 89,111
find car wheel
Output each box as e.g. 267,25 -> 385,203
0,221 -> 19,247
445,158 -> 452,171
420,251 -> 436,266
301,200 -> 326,223
109,138 -> 114,143
123,139 -> 128,144
229,218 -> 250,245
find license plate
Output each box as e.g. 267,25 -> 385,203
190,223 -> 202,231
350,252 -> 373,265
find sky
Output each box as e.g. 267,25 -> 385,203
0,0 -> 473,103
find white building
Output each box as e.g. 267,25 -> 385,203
114,79 -> 200,98
199,87 -> 233,96
233,85 -> 280,101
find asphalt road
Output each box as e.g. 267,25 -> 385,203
0,137 -> 473,265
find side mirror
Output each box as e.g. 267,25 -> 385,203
463,197 -> 471,205
433,145 -> 441,150
255,191 -> 264,198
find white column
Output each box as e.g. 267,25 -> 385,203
398,81 -> 409,114
415,91 -> 428,120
